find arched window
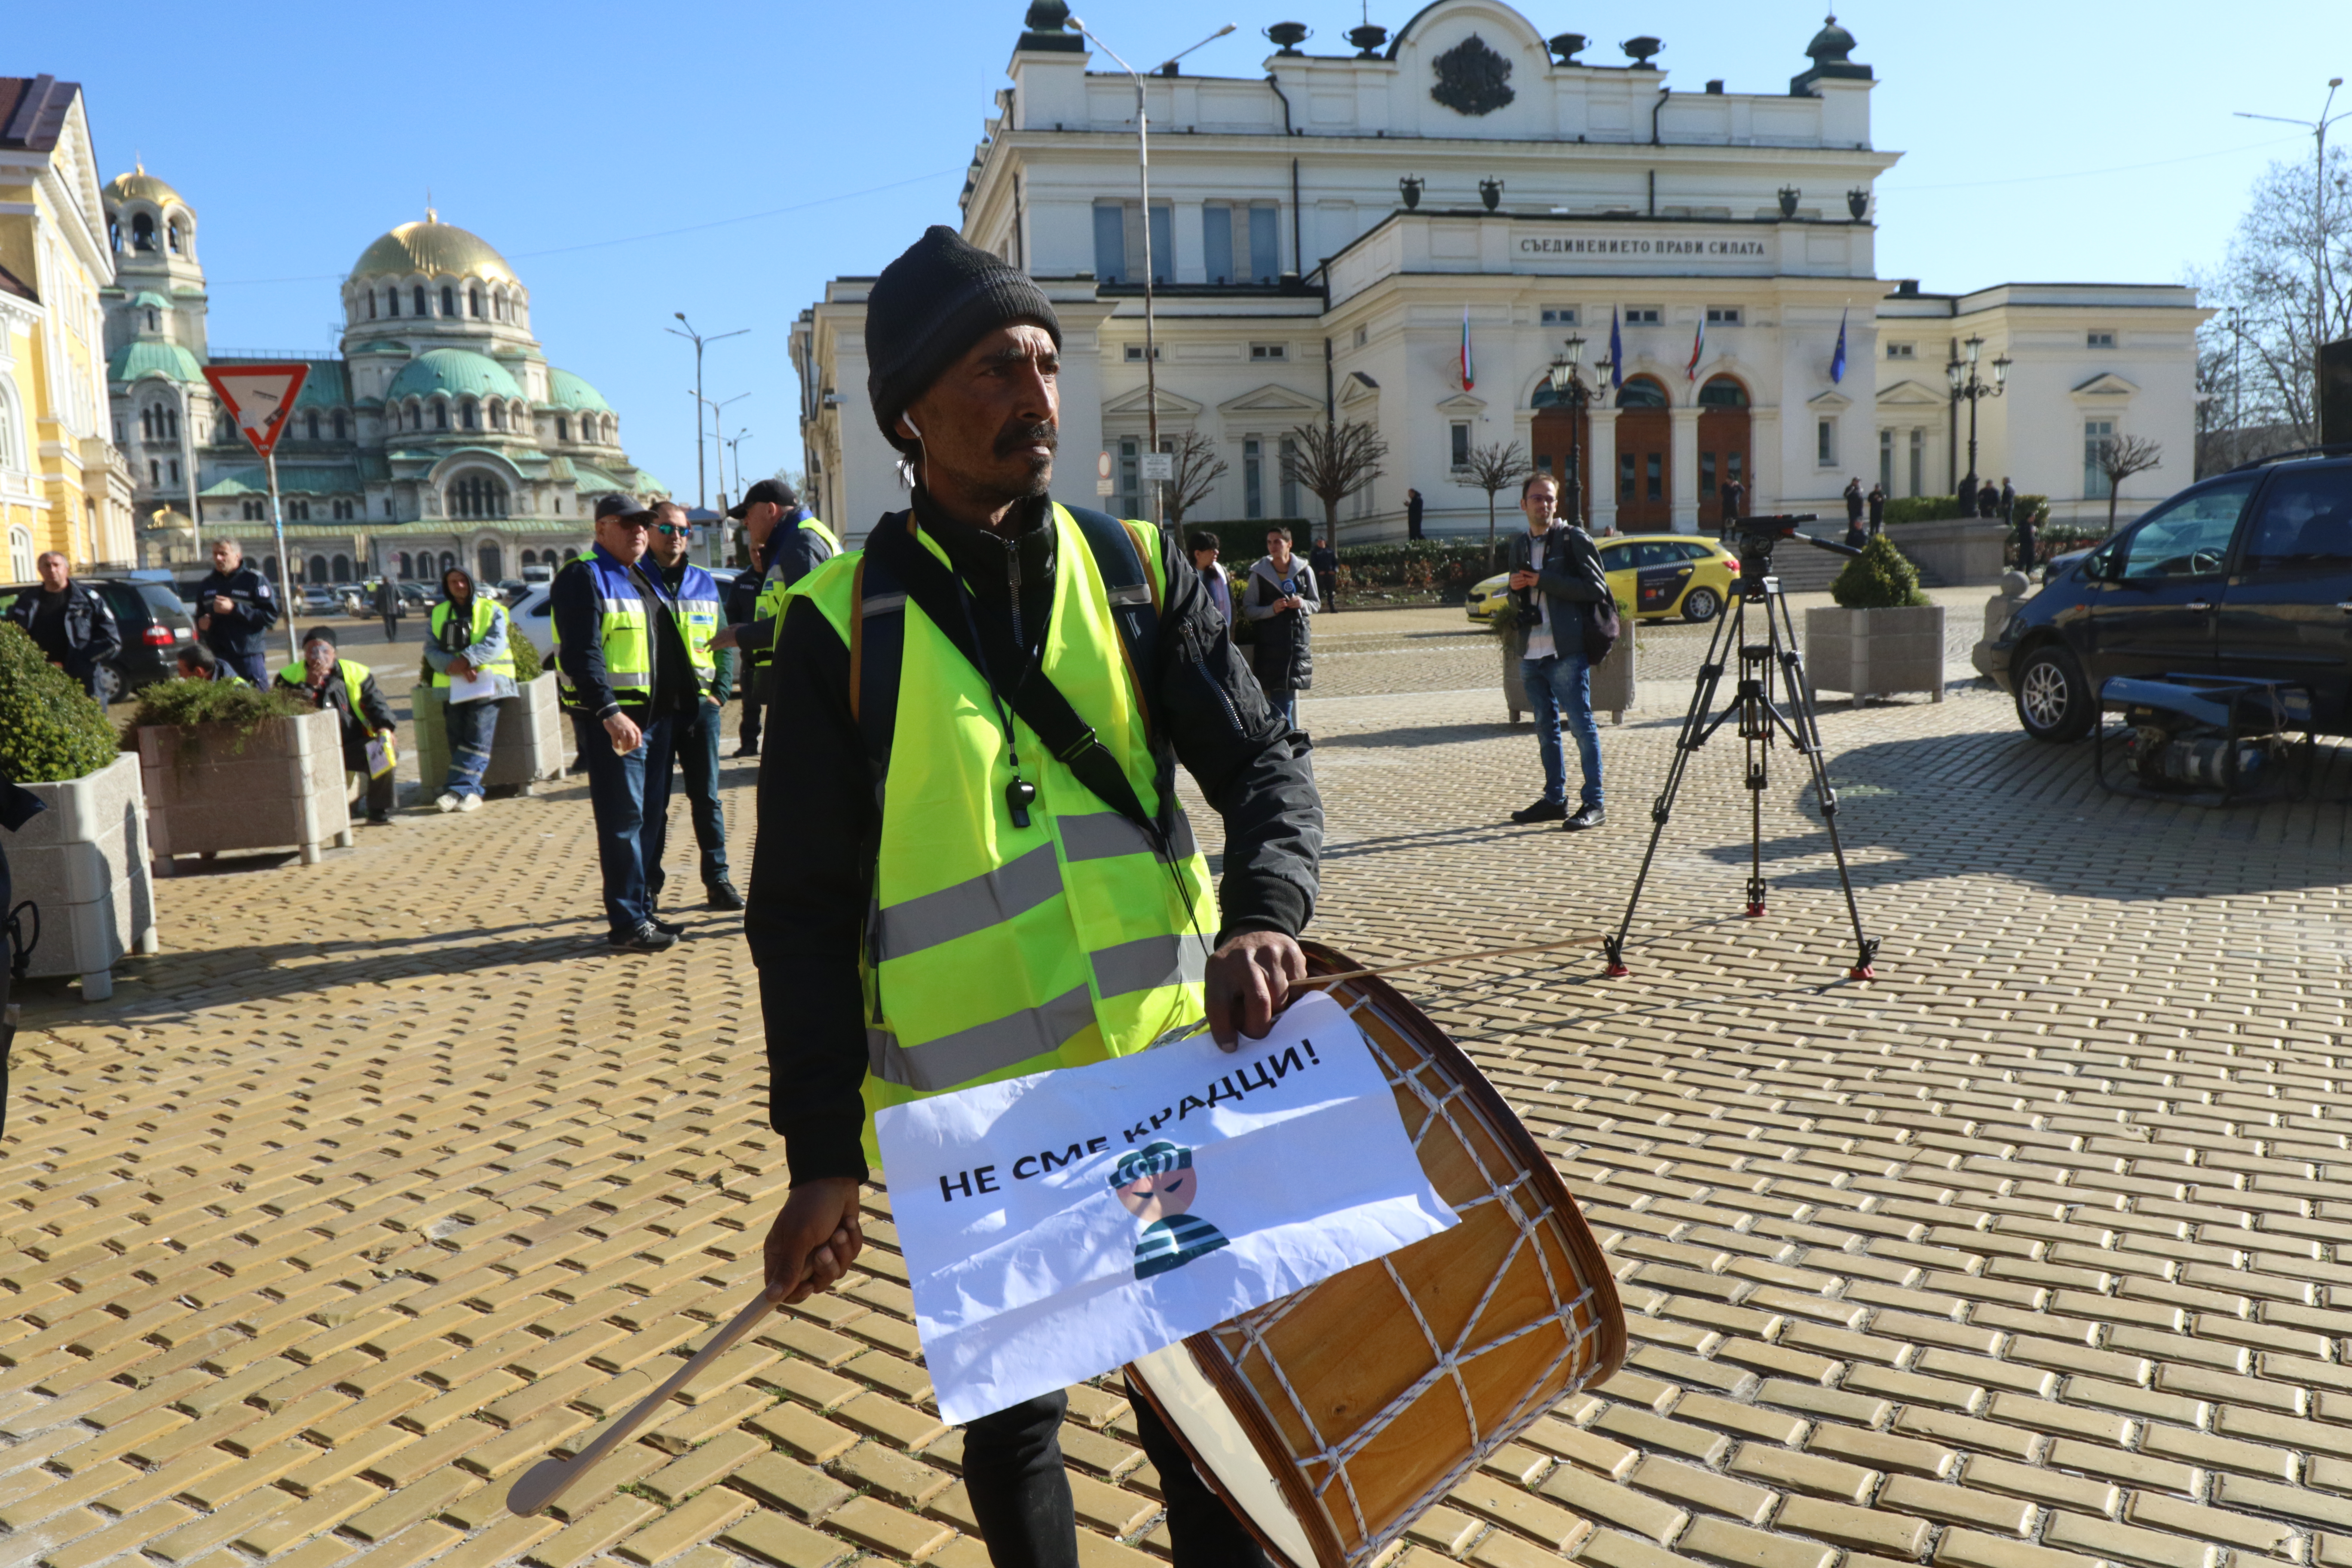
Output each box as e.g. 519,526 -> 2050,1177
555,416 -> 570,442
331,498 -> 352,520
469,287 -> 482,318
165,407 -> 178,440
461,401 -> 478,431
8,525 -> 34,583
441,285 -> 456,317
132,212 -> 155,251
1697,375 -> 1750,409
141,406 -> 156,441
489,402 -> 505,432
305,410 -> 320,441
287,499 -> 311,521
413,285 -> 428,316
433,402 -> 448,431
478,544 -> 501,581
332,553 -> 352,579
307,554 -> 329,584
395,551 -> 411,578
168,220 -> 184,254
439,550 -> 456,575
449,475 -> 510,520
146,308 -> 159,331
386,288 -> 398,318
1616,377 -> 1669,409
331,410 -> 346,440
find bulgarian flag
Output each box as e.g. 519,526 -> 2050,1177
1460,306 -> 1474,390
1686,315 -> 1705,383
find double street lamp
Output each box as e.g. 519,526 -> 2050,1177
668,313 -> 748,511
1544,333 -> 1611,527
1947,333 -> 2010,503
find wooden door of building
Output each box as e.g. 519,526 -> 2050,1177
1530,404 -> 1591,524
1613,377 -> 1672,531
1695,375 -> 1752,527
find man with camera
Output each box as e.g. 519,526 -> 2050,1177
1505,473 -> 1611,831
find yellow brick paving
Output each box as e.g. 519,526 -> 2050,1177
3,605 -> 2349,1568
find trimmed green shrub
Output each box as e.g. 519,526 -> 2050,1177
0,620 -> 119,784
1883,495 -> 1964,525
510,628 -> 543,683
1830,534 -> 1931,609
120,675 -> 304,752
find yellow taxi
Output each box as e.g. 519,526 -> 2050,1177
1466,533 -> 1741,625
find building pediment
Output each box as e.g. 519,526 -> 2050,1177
1339,371 -> 1381,407
1102,384 -> 1203,419
1436,390 -> 1486,413
1875,377 -> 1945,408
1216,382 -> 1324,416
1808,388 -> 1853,413
2071,372 -> 2139,400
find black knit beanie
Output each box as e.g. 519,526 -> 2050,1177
867,225 -> 1062,453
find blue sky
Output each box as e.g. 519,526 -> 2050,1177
24,1 -> 2349,506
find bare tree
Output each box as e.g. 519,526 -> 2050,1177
2095,433 -> 2164,530
1462,441 -> 1534,565
1163,431 -> 1228,529
1279,420 -> 1389,542
2194,145 -> 2352,453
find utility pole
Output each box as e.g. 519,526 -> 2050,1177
667,314 -> 748,509
2236,78 -> 2349,424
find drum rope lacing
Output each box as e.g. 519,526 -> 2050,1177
1211,987 -> 1612,1563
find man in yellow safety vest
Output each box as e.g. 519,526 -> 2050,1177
746,225 -> 1320,1567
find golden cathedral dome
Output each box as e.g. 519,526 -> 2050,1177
103,163 -> 186,209
349,211 -> 519,285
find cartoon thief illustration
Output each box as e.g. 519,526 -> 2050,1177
1109,1141 -> 1230,1280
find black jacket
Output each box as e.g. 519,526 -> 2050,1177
731,514 -> 839,670
1505,524 -> 1610,651
196,565 -> 280,659
1242,557 -> 1319,693
7,581 -> 121,677
746,490 -> 1323,1184
550,547 -> 683,720
275,663 -> 395,762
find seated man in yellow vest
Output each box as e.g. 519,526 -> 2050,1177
275,626 -> 398,825
748,225 -> 1321,1568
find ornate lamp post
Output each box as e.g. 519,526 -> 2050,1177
1945,333 -> 2011,504
1545,333 -> 1596,525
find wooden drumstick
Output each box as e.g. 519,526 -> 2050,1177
505,1289 -> 773,1517
1295,932 -> 1605,990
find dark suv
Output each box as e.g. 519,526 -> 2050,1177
3,575 -> 196,702
1987,450 -> 2352,741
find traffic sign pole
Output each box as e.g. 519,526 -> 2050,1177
265,450 -> 298,670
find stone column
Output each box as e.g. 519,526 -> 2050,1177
1670,406 -> 1702,533
1587,405 -> 1619,536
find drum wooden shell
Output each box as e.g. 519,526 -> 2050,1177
1127,943 -> 1625,1567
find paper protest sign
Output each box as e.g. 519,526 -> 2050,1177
876,990 -> 1455,1424
365,733 -> 397,779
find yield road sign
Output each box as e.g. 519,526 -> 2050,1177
202,362 -> 310,456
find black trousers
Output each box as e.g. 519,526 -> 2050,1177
962,1386 -> 1271,1568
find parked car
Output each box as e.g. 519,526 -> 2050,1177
1466,533 -> 1740,625
1986,448 -> 2352,741
3,573 -> 195,701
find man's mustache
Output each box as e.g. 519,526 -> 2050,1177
995,422 -> 1059,457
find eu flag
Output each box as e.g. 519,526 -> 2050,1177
1831,307 -> 1848,384
1609,306 -> 1623,389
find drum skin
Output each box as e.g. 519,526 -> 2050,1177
1127,942 -> 1626,1568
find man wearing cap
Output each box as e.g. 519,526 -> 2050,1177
748,224 -> 1317,1568
718,478 -> 838,758
643,498 -> 743,910
552,499 -> 707,952
274,626 -> 398,826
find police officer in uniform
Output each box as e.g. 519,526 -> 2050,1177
552,501 -> 704,952
274,626 -> 398,825
195,538 -> 281,689
6,551 -> 121,701
718,478 -> 837,757
748,225 -> 1319,1568
643,499 -> 742,910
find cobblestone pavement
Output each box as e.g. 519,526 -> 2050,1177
6,600 -> 2352,1568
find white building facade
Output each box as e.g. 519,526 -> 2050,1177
794,1 -> 2205,545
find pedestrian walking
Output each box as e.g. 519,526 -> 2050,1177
645,499 -> 742,910
1189,530 -> 1232,628
1505,474 -> 1610,832
552,503 -> 704,952
1243,525 -> 1318,729
193,538 -> 279,689
274,626 -> 398,826
1998,477 -> 2015,523
423,565 -> 515,813
377,575 -> 401,641
1310,534 -> 1340,612
1843,478 -> 1866,549
720,478 -> 839,758
1407,487 -> 1425,540
1866,483 -> 1886,536
6,551 -> 120,702
747,223 -> 1317,1568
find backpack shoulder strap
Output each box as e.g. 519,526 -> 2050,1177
851,522 -> 910,784
1060,503 -> 1162,738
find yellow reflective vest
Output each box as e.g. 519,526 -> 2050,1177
751,515 -> 842,661
426,597 -> 516,686
793,504 -> 1217,1163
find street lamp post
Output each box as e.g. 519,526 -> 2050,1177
2236,78 -> 2348,417
1064,16 -> 1236,521
667,314 -> 748,510
1945,333 -> 2011,505
1544,333 -> 1592,527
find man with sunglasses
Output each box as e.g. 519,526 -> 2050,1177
645,499 -> 743,910
552,499 -> 708,952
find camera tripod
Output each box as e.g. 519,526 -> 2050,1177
1602,517 -> 1882,981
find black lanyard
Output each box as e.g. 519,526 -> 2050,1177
949,575 -> 1042,829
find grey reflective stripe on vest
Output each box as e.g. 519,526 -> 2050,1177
878,842 -> 1061,960
1106,583 -> 1154,606
598,597 -> 643,617
861,592 -> 906,618
1059,810 -> 1197,864
1091,931 -> 1211,998
867,983 -> 1097,1090
605,671 -> 652,689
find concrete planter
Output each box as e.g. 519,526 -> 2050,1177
1501,625 -> 1634,724
139,708 -> 352,873
1883,518 -> 2011,588
1970,571 -> 2032,680
411,674 -> 567,796
1805,605 -> 1947,706
7,753 -> 157,1001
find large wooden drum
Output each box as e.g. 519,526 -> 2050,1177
1125,942 -> 1624,1568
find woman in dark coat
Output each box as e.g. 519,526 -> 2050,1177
1241,525 -> 1318,729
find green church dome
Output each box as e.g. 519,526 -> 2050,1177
545,367 -> 612,413
108,340 -> 204,385
385,348 -> 527,404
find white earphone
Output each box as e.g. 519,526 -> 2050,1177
902,413 -> 924,441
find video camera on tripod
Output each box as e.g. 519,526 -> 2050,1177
1724,514 -> 1860,595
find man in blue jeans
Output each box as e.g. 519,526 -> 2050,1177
1505,473 -> 1610,831
644,499 -> 743,910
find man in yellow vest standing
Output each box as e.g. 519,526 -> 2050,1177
643,498 -> 741,910
747,226 -> 1320,1567
552,502 -> 704,953
423,565 -> 517,812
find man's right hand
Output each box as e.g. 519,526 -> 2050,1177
763,1178 -> 865,1307
603,712 -> 644,754
211,595 -> 235,617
